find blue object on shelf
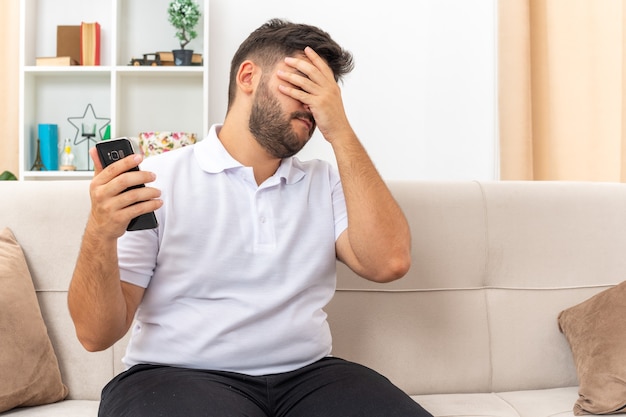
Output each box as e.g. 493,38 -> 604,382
38,124 -> 59,171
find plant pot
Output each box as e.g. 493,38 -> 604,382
173,49 -> 193,66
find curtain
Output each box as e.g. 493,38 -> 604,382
0,0 -> 19,177
499,0 -> 626,181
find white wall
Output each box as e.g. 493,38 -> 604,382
208,0 -> 497,181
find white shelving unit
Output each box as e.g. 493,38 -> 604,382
18,0 -> 209,180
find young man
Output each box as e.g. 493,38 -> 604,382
68,19 -> 433,417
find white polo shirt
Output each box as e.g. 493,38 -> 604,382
118,124 -> 348,375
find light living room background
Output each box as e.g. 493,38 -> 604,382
9,1 -> 626,182
1,0 -> 498,181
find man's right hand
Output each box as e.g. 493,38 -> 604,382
87,146 -> 162,240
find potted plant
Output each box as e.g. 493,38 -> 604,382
167,0 -> 201,66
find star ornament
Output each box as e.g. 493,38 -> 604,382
67,103 -> 111,146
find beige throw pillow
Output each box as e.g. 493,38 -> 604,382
558,281 -> 626,415
0,227 -> 69,412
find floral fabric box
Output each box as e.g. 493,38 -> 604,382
138,131 -> 197,157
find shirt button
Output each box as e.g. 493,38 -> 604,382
259,216 -> 266,223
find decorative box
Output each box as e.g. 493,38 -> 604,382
138,131 -> 197,157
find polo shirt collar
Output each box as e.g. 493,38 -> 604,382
194,124 -> 306,185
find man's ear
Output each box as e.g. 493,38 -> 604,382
237,60 -> 258,95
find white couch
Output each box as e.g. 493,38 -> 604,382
2,179 -> 626,417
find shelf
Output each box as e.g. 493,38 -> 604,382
24,66 -> 113,74
115,66 -> 205,75
21,170 -> 94,181
19,0 -> 210,180
25,66 -> 205,73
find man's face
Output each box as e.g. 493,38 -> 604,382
248,63 -> 316,159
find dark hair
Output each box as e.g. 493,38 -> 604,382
227,18 -> 354,110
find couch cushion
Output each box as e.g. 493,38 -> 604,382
0,181 -> 123,402
0,399 -> 99,416
0,228 -> 69,412
411,392 -> 521,417
558,281 -> 626,415
412,387 -> 580,417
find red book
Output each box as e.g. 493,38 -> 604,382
80,22 -> 101,66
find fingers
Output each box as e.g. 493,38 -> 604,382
277,48 -> 351,141
88,153 -> 162,237
93,152 -> 143,184
278,58 -> 327,107
283,46 -> 333,85
278,65 -> 321,100
95,187 -> 161,235
92,151 -> 157,194
101,172 -> 161,209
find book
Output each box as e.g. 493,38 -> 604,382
157,51 -> 174,63
80,22 -> 101,66
156,51 -> 202,66
36,56 -> 79,66
57,25 -> 81,64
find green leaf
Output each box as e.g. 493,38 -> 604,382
0,171 -> 17,180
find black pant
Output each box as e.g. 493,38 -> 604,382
99,357 -> 433,417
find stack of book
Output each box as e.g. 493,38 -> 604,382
35,22 -> 101,66
157,51 -> 203,66
35,25 -> 80,66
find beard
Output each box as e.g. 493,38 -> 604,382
249,80 -> 316,159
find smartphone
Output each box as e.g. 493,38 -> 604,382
95,138 -> 159,231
